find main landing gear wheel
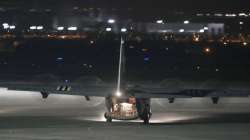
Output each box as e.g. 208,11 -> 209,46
104,112 -> 112,123
143,114 -> 149,124
142,110 -> 151,124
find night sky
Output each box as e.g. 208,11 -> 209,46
0,0 -> 249,11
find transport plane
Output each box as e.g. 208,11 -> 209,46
0,38 -> 250,124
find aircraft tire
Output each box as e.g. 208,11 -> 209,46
106,117 -> 112,123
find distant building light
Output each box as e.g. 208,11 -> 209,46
204,27 -> 209,30
144,57 -> 150,61
196,13 -> 203,16
215,68 -> 220,72
9,25 -> 15,29
156,20 -> 163,24
204,47 -> 211,53
206,13 -> 211,16
30,26 -> 37,30
2,23 -> 9,29
196,66 -> 201,70
67,26 -> 77,31
214,13 -> 223,17
239,21 -> 244,25
57,26 -> 64,31
107,19 -> 115,24
142,48 -> 148,52
179,29 -> 185,33
3,25 -> 9,29
45,9 -> 51,12
121,28 -> 127,32
36,26 -> 43,30
2,23 -> 8,27
239,13 -> 248,17
161,30 -> 168,33
106,27 -> 112,32
184,20 -> 190,24
199,29 -> 205,33
57,57 -> 63,61
225,13 -> 237,17
194,37 -> 199,42
243,42 -> 248,46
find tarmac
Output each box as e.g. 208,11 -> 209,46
0,89 -> 250,140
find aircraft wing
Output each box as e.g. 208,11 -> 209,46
1,81 -> 250,99
0,81 -> 116,97
128,86 -> 250,98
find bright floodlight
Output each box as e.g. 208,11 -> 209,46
239,21 -> 244,25
108,19 -> 115,24
184,20 -> 190,24
121,28 -> 127,32
116,91 -> 122,97
156,20 -> 163,24
37,26 -> 43,30
179,29 -> 185,33
67,26 -> 77,31
106,27 -> 112,32
9,25 -> 15,29
204,27 -> 208,30
57,26 -> 64,31
30,26 -> 36,30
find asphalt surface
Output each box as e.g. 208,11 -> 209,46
0,89 -> 250,140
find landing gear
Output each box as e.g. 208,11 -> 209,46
168,97 -> 175,103
142,104 -> 151,124
41,91 -> 49,99
211,97 -> 219,104
106,117 -> 112,123
142,112 -> 150,124
104,112 -> 112,123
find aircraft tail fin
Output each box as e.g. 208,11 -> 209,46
116,37 -> 126,95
